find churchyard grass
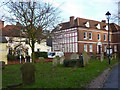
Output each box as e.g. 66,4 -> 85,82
2,58 -> 119,88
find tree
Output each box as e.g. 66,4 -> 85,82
4,1 -> 61,63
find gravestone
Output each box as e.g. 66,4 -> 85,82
70,53 -> 79,60
39,57 -> 44,64
100,52 -> 104,62
114,53 -> 117,59
60,56 -> 65,64
20,62 -> 36,85
0,61 -> 5,70
53,57 -> 58,67
82,51 -> 90,66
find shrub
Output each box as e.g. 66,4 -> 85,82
7,54 -> 17,60
35,52 -> 48,59
7,54 -> 24,60
63,58 -> 84,67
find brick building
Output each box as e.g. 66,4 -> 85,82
52,16 -> 120,57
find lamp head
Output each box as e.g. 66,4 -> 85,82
105,11 -> 111,19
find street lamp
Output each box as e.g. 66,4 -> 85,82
105,11 -> 111,64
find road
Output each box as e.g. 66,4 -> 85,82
103,64 -> 120,88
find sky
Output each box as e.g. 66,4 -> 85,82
0,0 -> 120,26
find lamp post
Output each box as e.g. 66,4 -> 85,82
105,11 -> 111,64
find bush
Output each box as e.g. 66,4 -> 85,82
7,54 -> 24,60
63,58 -> 84,67
7,54 -> 17,60
35,52 -> 48,59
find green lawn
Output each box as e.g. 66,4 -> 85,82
2,58 -> 119,88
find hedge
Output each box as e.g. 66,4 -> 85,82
7,54 -> 24,60
35,52 -> 48,59
63,58 -> 84,67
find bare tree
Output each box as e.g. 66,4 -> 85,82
4,1 -> 61,63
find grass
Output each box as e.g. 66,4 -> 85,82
2,58 -> 119,88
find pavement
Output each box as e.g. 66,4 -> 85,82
103,64 -> 120,89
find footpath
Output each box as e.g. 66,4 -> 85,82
87,62 -> 119,88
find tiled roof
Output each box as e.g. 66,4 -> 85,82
58,17 -> 119,32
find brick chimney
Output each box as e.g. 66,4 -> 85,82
0,21 -> 4,29
70,16 -> 74,27
76,17 -> 80,26
101,20 -> 106,23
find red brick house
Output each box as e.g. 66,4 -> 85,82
52,16 -> 120,57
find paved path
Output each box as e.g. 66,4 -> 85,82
103,64 -> 120,88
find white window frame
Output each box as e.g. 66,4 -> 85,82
89,44 -> 93,52
84,44 -> 87,52
84,32 -> 87,40
89,32 -> 92,40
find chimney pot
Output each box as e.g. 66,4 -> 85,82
101,20 -> 106,23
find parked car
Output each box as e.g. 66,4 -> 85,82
48,52 -> 64,58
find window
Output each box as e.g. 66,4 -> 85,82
37,48 -> 40,52
104,34 -> 107,41
98,34 -> 100,40
85,22 -> 89,27
84,32 -> 87,39
37,39 -> 40,44
84,44 -> 87,52
114,45 -> 117,52
108,35 -> 111,41
104,45 -> 107,52
9,38 -> 13,43
89,44 -> 93,52
25,39 -> 29,44
89,32 -> 92,40
96,24 -> 100,29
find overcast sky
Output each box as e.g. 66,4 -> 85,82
0,0 -> 119,25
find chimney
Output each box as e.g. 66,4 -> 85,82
76,17 -> 80,26
0,21 -> 4,29
101,20 -> 106,23
70,16 -> 74,27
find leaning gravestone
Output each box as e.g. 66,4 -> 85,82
100,52 -> 104,62
0,61 -> 5,70
82,51 -> 90,66
20,63 -> 36,85
70,53 -> 79,60
60,56 -> 65,64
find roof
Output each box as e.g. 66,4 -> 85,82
0,36 -> 8,43
55,17 -> 119,32
1,24 -> 48,39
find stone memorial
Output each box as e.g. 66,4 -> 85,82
0,61 -> 5,70
100,52 -> 104,62
20,62 -> 36,85
82,51 -> 90,66
60,56 -> 65,64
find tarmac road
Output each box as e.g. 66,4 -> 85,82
103,64 -> 120,88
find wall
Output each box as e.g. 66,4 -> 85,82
0,43 -> 8,64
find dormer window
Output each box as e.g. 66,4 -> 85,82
105,25 -> 108,30
96,24 -> 100,29
85,22 -> 89,27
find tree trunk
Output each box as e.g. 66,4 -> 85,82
31,40 -> 35,63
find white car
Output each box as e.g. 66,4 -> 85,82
48,52 -> 64,58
